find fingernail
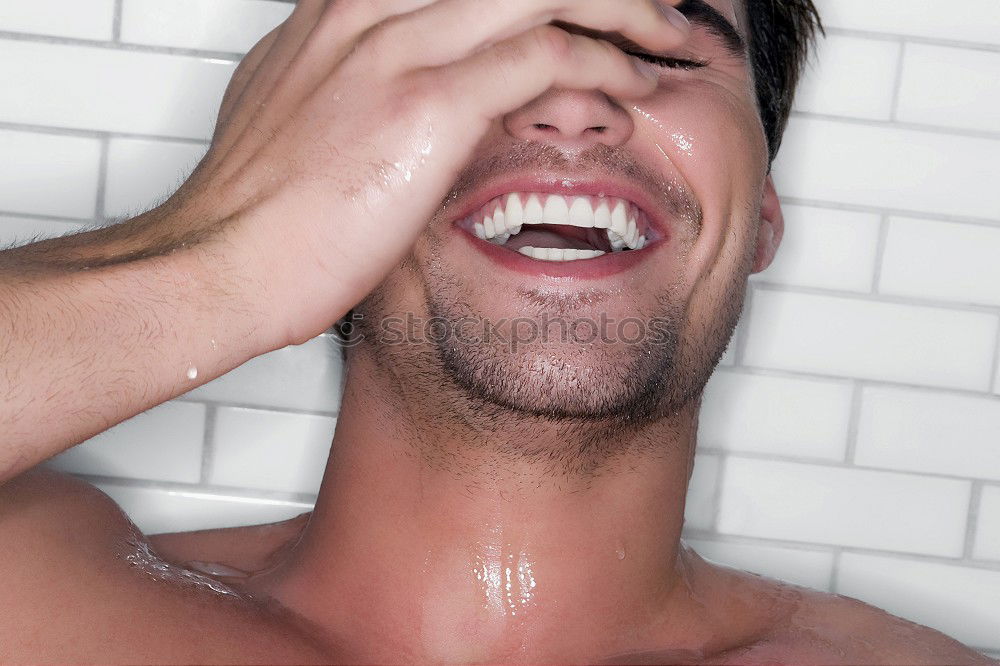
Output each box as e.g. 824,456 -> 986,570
632,57 -> 659,80
656,2 -> 691,33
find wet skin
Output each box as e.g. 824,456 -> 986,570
0,469 -> 992,665
1,0 -> 997,664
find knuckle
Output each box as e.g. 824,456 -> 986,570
531,25 -> 574,65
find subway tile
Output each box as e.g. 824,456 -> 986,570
185,335 -> 344,413
0,215 -> 87,248
718,458 -> 970,556
684,538 -> 835,592
836,552 -> 1000,651
856,386 -> 1000,481
0,129 -> 101,219
46,401 -> 205,483
104,138 -> 207,218
122,0 -> 293,53
699,369 -> 851,461
897,44 -> 1000,134
96,482 -> 313,535
743,290 -> 998,391
773,117 -> 1000,221
813,0 -> 1000,46
793,34 -> 899,121
685,454 -> 720,531
755,204 -> 880,293
973,486 -> 1000,561
0,0 -> 115,41
210,408 -> 335,494
0,40 -> 235,140
880,217 -> 1000,307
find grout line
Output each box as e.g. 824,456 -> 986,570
705,448 -> 999,486
0,210 -> 97,225
680,528 -> 1000,572
199,404 -> 218,485
843,381 -> 864,465
778,196 -> 1000,230
94,137 -> 110,222
112,0 -> 123,42
789,109 -> 1000,142
173,398 -> 339,419
869,213 -> 892,294
0,31 -> 244,61
0,120 -> 211,146
732,285 -> 756,366
888,41 -> 908,122
79,472 -> 320,505
708,453 -> 727,532
964,482 -> 984,559
824,26 -> 1000,54
828,548 -> 842,592
989,323 -> 1000,395
752,280 -> 1000,319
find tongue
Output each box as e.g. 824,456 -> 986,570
504,224 -> 611,252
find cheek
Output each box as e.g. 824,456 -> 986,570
631,83 -> 767,295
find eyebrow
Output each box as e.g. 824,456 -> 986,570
675,0 -> 748,59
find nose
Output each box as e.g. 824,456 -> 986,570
503,88 -> 635,150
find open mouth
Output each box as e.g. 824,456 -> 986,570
457,193 -> 653,263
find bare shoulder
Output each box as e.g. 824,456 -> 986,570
776,587 -> 996,665
0,468 -> 332,664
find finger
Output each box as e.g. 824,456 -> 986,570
212,24 -> 281,142
208,0 -> 328,160
364,0 -> 690,69
425,25 -> 660,128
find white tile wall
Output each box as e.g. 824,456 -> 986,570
46,401 -> 206,484
897,44 -> 1000,134
836,552 -> 1000,652
183,335 -> 344,412
3,1 -> 1000,656
793,34 -> 900,121
685,453 -> 720,531
210,408 -> 335,494
0,130 -> 101,218
879,217 -> 1000,307
856,386 -> 1000,481
96,482 -> 313,535
814,0 -> 1000,46
974,486 -> 1000,562
718,458 -> 971,557
104,138 -> 208,218
122,0 -> 294,53
0,40 -> 234,139
0,215 -> 87,248
751,204 -> 880,293
744,289 -> 998,391
0,0 -> 116,41
698,369 -> 852,461
774,118 -> 1000,221
683,538 -> 835,592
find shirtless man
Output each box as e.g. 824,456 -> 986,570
0,0 -> 994,663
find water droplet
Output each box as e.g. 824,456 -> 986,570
616,546 -> 627,561
186,366 -> 198,380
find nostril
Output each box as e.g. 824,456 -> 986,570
589,126 -> 608,134
533,123 -> 555,131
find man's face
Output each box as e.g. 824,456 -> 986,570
357,0 -> 773,424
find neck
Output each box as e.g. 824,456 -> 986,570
256,349 -> 720,663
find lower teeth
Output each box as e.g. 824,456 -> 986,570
517,247 -> 606,262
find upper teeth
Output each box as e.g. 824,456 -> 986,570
469,193 -> 647,253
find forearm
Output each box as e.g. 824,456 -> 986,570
0,208 -> 274,483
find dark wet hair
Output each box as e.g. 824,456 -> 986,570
745,0 -> 824,163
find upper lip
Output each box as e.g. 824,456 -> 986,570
446,172 -> 673,242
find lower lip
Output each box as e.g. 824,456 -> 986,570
456,227 -> 656,279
